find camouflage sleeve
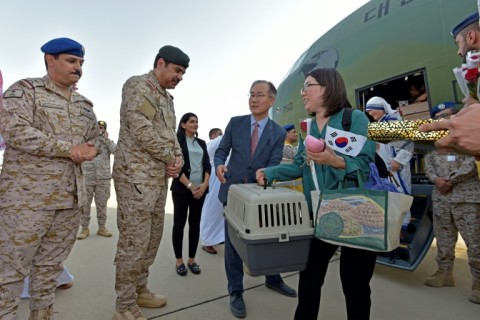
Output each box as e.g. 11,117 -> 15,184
0,82 -> 72,157
174,136 -> 182,159
283,144 -> 296,160
423,152 -> 438,183
448,156 -> 477,184
107,139 -> 116,154
123,78 -> 176,164
84,105 -> 101,154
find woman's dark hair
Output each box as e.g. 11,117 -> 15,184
176,112 -> 198,143
306,67 -> 352,117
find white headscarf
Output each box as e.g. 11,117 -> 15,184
365,96 -> 401,120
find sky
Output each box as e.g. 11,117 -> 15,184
1,0 -> 370,142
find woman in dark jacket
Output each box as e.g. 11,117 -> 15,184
170,112 -> 211,276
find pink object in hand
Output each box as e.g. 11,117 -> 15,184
305,135 -> 325,152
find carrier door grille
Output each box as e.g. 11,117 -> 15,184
257,201 -> 305,228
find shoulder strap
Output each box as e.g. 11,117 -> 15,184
20,78 -> 45,89
341,107 -> 353,132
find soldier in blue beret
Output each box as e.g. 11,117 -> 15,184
430,102 -> 457,119
39,37 -> 87,94
451,12 -> 480,107
0,37 -> 98,318
282,124 -> 298,161
41,37 -> 85,58
452,12 -> 480,58
283,123 -> 294,132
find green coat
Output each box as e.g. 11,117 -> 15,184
263,108 -> 375,214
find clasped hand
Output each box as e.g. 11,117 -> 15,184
166,156 -> 183,178
190,183 -> 206,199
70,142 -> 97,163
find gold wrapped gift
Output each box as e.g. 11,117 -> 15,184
368,119 -> 449,142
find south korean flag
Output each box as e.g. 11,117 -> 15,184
325,125 -> 367,157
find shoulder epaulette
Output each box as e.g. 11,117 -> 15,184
72,92 -> 94,107
146,79 -> 156,91
19,78 -> 45,89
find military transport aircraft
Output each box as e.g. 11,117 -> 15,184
271,0 -> 477,271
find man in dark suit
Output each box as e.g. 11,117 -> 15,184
214,80 -> 297,318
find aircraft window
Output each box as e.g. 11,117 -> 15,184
356,70 -> 429,120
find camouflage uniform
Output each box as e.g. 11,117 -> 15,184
112,71 -> 182,312
0,76 -> 98,319
425,151 -> 480,284
281,142 -> 303,192
80,135 -> 116,228
282,141 -> 297,160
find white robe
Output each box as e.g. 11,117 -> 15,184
378,138 -> 414,227
21,265 -> 74,298
200,136 -> 227,246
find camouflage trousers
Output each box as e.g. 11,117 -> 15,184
0,208 -> 79,319
432,201 -> 480,281
113,180 -> 167,312
81,178 -> 111,228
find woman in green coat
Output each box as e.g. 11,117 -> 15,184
257,67 -> 377,320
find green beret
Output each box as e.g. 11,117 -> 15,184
158,45 -> 189,68
41,37 -> 85,58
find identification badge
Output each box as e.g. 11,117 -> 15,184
447,155 -> 456,162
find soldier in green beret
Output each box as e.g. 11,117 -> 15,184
111,45 -> 189,320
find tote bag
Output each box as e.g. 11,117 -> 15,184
313,171 -> 413,252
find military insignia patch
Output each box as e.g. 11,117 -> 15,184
137,99 -> 156,121
25,78 -> 45,88
3,88 -> 24,98
80,107 -> 95,119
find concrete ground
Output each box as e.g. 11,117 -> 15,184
18,188 -> 479,320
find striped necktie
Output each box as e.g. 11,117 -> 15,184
251,122 -> 259,158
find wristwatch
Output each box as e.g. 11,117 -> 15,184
187,182 -> 193,189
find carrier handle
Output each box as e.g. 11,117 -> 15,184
263,178 -> 267,190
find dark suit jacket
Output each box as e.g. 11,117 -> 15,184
214,115 -> 286,204
170,136 -> 211,195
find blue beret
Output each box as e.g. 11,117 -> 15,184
158,45 -> 189,68
283,124 -> 295,131
451,12 -> 479,38
431,102 -> 456,118
41,37 -> 85,58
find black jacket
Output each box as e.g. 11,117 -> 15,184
170,136 -> 211,195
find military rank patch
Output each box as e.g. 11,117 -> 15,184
20,78 -> 45,89
80,107 -> 95,120
3,88 -> 24,99
137,99 -> 157,121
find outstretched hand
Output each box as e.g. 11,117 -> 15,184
256,169 -> 267,186
419,104 -> 480,157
